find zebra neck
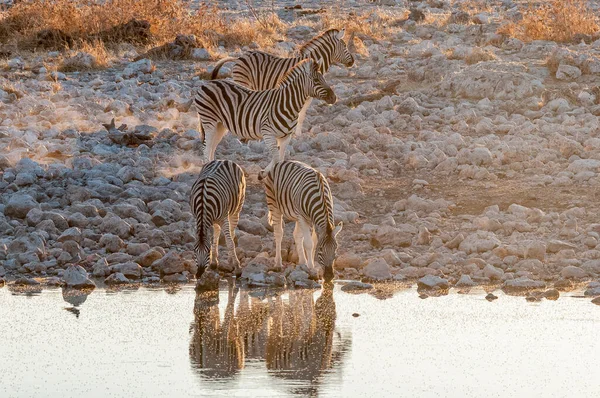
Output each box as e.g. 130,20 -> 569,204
278,77 -> 310,117
304,48 -> 331,73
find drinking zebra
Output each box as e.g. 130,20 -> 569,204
210,28 -> 354,137
260,160 -> 342,282
190,160 -> 246,280
194,58 -> 336,173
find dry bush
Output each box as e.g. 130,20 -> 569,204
59,40 -> 110,71
0,0 -> 286,51
498,0 -> 600,43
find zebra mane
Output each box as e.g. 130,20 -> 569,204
316,171 -> 335,234
278,58 -> 313,87
298,29 -> 339,56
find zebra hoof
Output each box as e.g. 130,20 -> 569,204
257,170 -> 266,181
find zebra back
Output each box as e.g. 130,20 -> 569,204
262,160 -> 335,233
229,29 -> 353,91
190,160 -> 246,249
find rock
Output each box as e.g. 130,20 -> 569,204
0,266 -> 5,277
335,253 -> 363,269
191,48 -> 210,60
592,297 -> 600,305
560,265 -> 587,279
105,272 -> 130,285
485,293 -> 498,301
123,59 -> 154,78
62,265 -> 95,289
99,233 -> 125,253
416,226 -> 432,245
57,227 -> 82,243
362,258 -> 392,281
445,233 -> 464,249
5,194 -> 39,218
556,64 -> 582,81
543,289 -> 560,300
153,251 -> 185,275
502,277 -> 545,292
417,275 -> 449,290
547,240 -> 577,254
455,274 -> 476,287
554,279 -> 574,290
163,273 -> 189,283
100,217 -> 131,239
374,225 -> 415,248
459,232 -> 501,254
195,269 -> 220,291
341,281 -> 373,292
110,262 -> 142,279
137,248 -> 163,267
482,264 -> 504,281
14,277 -> 41,286
525,241 -> 546,260
584,286 -> 600,296
92,259 -> 110,277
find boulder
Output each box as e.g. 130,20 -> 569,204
5,194 -> 39,218
62,265 -> 95,289
362,258 -> 392,281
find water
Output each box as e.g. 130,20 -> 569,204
1,283 -> 599,398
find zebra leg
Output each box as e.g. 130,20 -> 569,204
299,220 -> 315,270
293,222 -> 307,265
223,216 -> 241,276
295,98 -> 313,137
211,223 -> 221,269
262,134 -> 280,177
272,213 -> 284,271
276,135 -> 292,162
204,122 -> 227,162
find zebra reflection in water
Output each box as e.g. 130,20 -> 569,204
189,284 -> 350,393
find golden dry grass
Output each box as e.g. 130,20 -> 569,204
0,0 -> 285,50
498,0 -> 600,43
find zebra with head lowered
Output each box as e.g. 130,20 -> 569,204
210,28 -> 355,138
260,160 -> 342,282
194,58 -> 336,174
190,160 -> 246,281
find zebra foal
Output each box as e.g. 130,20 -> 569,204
211,29 -> 354,137
194,58 -> 336,173
190,160 -> 246,280
261,160 -> 342,282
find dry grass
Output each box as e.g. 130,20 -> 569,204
498,0 -> 600,43
59,40 -> 110,71
319,8 -> 408,39
0,0 -> 285,51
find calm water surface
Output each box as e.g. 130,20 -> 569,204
1,283 -> 599,398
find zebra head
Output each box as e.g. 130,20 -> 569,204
194,230 -> 212,279
307,59 -> 337,105
316,221 -> 343,282
331,29 -> 355,68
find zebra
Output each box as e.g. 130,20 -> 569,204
210,28 -> 355,138
190,160 -> 246,280
194,58 -> 336,174
260,160 -> 342,282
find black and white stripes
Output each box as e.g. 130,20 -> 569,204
261,160 -> 342,282
190,160 -> 246,278
194,58 -> 336,173
211,29 -> 355,90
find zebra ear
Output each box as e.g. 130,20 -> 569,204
333,221 -> 343,236
336,29 -> 345,40
316,58 -> 324,72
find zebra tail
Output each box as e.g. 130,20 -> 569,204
211,57 -> 238,80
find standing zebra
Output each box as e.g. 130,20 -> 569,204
190,160 -> 246,280
261,160 -> 342,282
194,58 -> 336,173
210,29 -> 354,138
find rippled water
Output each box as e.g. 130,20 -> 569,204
1,283 -> 599,398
